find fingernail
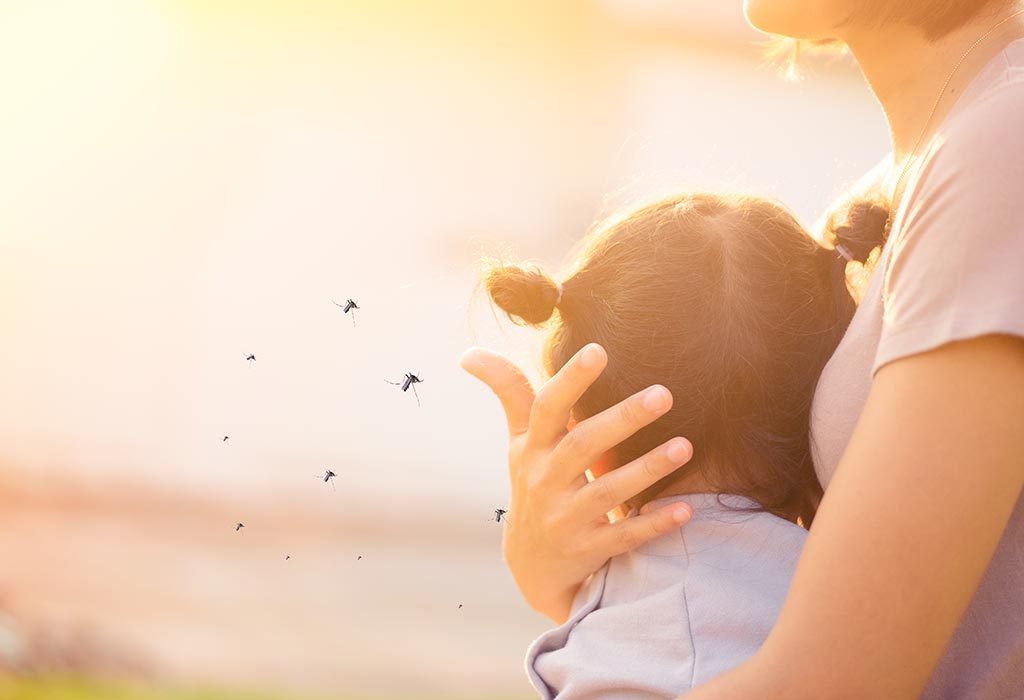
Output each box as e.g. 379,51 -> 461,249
579,344 -> 601,369
671,504 -> 692,523
642,385 -> 670,412
666,438 -> 691,463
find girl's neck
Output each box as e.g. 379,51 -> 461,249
652,469 -> 716,500
841,8 -> 1024,160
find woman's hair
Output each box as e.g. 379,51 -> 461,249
485,193 -> 886,525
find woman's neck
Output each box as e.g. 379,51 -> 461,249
841,6 -> 1024,160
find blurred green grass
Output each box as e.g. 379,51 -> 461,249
0,677 -> 533,700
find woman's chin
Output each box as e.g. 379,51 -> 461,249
743,0 -> 833,40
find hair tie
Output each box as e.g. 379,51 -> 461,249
834,242 -> 854,262
554,281 -> 564,306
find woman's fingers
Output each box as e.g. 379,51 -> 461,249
528,343 -> 608,448
599,501 -> 693,557
552,384 -> 674,480
460,347 -> 535,437
575,437 -> 693,519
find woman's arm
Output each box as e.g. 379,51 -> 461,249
682,333 -> 1024,699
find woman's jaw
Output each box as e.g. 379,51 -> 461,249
743,0 -> 848,41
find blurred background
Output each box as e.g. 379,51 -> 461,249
0,1 -> 888,698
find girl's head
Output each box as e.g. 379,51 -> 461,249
486,193 -> 884,525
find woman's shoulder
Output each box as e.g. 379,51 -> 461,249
932,57 -> 1024,168
896,55 -> 1024,239
874,60 -> 1024,373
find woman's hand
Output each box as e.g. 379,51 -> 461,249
460,342 -> 695,623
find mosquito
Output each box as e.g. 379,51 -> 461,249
285,555 -> 291,561
314,469 -> 338,490
491,508 -> 508,523
357,555 -> 362,561
332,298 -> 360,326
386,372 -> 424,406
458,604 -> 463,609
222,435 -> 230,443
235,522 -> 245,532
244,353 -> 256,365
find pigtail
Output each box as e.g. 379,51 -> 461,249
817,195 -> 891,316
824,197 -> 890,264
484,262 -> 562,326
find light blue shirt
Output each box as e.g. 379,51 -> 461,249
526,493 -> 806,699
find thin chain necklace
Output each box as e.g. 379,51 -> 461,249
884,6 -> 1024,239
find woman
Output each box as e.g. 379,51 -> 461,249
461,0 -> 1024,697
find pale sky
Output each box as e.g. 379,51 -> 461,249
0,0 -> 889,514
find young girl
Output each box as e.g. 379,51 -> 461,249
484,192 -> 883,698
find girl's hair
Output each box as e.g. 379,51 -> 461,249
485,193 -> 886,525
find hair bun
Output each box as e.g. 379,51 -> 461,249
827,198 -> 890,264
484,262 -> 561,326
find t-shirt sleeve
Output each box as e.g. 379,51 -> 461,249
874,84 -> 1024,374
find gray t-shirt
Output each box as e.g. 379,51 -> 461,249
526,494 -> 806,699
810,39 -> 1024,699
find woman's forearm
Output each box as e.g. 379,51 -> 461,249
685,335 -> 1024,699
673,652 -> 785,700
